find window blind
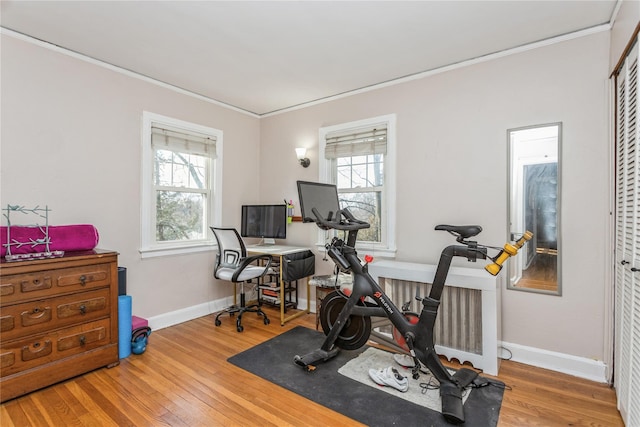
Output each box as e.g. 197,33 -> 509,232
151,126 -> 217,157
324,125 -> 387,159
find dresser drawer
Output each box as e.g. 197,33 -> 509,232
0,263 -> 111,305
0,318 -> 112,377
0,288 -> 110,342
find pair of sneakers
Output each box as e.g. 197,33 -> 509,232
368,366 -> 409,392
368,353 -> 430,392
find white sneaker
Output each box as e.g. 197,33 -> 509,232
393,353 -> 430,374
368,366 -> 409,392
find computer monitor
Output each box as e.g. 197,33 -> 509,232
240,205 -> 287,240
297,180 -> 341,223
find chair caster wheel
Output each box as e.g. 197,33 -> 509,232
237,325 -> 244,332
264,318 -> 270,325
215,319 -> 221,326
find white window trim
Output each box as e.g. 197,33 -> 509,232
319,114 -> 397,258
140,111 -> 223,258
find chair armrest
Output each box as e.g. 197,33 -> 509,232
231,254 -> 273,282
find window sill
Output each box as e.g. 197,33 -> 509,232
140,242 -> 215,259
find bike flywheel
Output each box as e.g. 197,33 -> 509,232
320,290 -> 371,350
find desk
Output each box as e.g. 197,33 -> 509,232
246,245 -> 312,325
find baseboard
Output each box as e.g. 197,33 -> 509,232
147,296 -> 233,331
147,296 -> 312,331
500,341 -> 608,383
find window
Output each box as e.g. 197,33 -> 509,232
319,114 -> 396,257
141,112 -> 222,258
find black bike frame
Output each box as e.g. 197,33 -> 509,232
320,229 -> 487,385
295,199 -> 528,424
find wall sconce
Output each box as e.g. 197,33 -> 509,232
296,148 -> 310,168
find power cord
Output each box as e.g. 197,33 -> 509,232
499,346 -> 513,360
470,378 -> 513,391
419,378 -> 440,394
419,377 -> 512,395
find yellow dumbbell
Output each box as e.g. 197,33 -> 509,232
514,231 -> 533,249
484,231 -> 533,276
485,243 -> 518,276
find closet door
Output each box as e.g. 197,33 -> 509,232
615,37 -> 640,427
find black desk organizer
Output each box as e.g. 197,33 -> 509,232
259,250 -> 315,312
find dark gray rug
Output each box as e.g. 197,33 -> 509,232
227,326 -> 504,426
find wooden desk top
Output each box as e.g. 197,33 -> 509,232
246,244 -> 310,256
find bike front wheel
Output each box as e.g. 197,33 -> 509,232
320,290 -> 371,350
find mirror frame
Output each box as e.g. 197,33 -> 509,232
506,122 -> 562,296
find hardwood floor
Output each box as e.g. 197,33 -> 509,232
1,306 -> 623,426
514,254 -> 558,292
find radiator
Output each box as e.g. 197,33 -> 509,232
382,278 -> 483,354
368,260 -> 501,375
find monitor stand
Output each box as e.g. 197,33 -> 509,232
259,237 -> 276,246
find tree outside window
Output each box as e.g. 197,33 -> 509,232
154,149 -> 208,242
337,154 -> 383,243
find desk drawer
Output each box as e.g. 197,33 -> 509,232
0,263 -> 111,305
0,288 -> 110,341
0,318 -> 111,377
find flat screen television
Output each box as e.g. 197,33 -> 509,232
240,204 -> 287,240
297,180 -> 341,223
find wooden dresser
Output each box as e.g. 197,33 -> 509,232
0,250 -> 119,402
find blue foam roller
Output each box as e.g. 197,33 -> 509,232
118,295 -> 132,359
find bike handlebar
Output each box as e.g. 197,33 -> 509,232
311,207 -> 370,231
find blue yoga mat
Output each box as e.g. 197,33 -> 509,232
118,295 -> 132,359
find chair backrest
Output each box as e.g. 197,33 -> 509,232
210,227 -> 247,269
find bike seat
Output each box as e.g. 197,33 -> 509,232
435,224 -> 482,239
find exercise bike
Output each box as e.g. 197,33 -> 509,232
293,181 -> 531,425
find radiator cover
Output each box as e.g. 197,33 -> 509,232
368,260 -> 502,375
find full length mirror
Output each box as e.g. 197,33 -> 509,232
507,123 -> 561,295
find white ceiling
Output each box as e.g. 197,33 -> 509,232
1,1 -> 618,116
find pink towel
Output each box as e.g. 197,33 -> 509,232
1,224 -> 100,257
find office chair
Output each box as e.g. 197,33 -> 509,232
210,227 -> 273,332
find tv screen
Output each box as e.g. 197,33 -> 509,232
241,205 -> 287,239
297,181 -> 341,223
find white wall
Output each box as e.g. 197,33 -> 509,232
0,34 -> 262,320
259,31 -> 611,363
0,25 -> 616,368
610,0 -> 640,69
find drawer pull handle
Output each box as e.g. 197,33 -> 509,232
79,275 -> 87,286
22,340 -> 52,361
20,277 -> 52,292
79,335 -> 86,346
21,306 -> 52,326
79,305 -> 87,314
